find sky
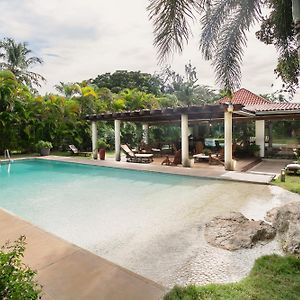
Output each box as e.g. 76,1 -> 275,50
0,0 -> 299,100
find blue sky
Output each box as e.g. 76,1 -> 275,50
1,0 -> 298,100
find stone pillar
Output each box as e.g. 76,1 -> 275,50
91,121 -> 98,159
181,114 -> 190,167
142,123 -> 149,145
255,120 -> 265,157
114,119 -> 121,161
224,111 -> 234,170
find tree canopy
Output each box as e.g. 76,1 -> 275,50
148,0 -> 300,97
0,38 -> 45,92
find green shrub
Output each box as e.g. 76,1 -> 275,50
35,140 -> 53,151
0,236 -> 42,299
97,138 -> 109,149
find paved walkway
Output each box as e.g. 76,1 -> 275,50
0,209 -> 165,300
248,159 -> 292,175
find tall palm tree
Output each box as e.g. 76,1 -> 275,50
148,0 -> 300,93
0,38 -> 46,89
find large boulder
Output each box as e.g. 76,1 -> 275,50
266,202 -> 300,254
205,212 -> 276,251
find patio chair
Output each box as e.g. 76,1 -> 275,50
161,150 -> 182,166
68,145 -> 91,157
121,144 -> 153,163
195,141 -> 204,154
209,148 -> 225,165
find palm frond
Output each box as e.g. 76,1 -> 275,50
211,0 -> 262,90
148,0 -> 208,62
200,0 -> 240,60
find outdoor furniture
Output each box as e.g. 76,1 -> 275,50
68,145 -> 91,157
195,141 -> 204,154
209,148 -> 225,165
139,142 -> 161,157
285,163 -> 300,175
193,153 -> 214,162
121,144 -> 153,163
161,150 -> 182,166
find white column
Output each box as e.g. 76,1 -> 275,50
91,121 -> 98,159
142,123 -> 149,145
114,119 -> 121,161
255,120 -> 265,157
181,114 -> 190,167
224,111 -> 234,170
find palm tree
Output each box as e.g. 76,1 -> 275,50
148,0 -> 300,93
0,38 -> 46,89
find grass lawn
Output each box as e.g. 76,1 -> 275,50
273,175 -> 300,195
164,255 -> 300,300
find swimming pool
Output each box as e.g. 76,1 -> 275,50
0,159 -> 296,287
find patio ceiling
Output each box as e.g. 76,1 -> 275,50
85,104 -> 245,124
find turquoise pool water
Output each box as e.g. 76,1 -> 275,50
0,159 -> 296,287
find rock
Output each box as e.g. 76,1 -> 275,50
205,212 -> 276,251
266,202 -> 300,254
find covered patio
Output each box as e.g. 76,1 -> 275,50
85,98 -> 300,172
86,103 -> 245,171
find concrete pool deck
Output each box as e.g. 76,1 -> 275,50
0,209 -> 165,300
38,155 -> 288,184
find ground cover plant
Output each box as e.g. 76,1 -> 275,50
0,236 -> 42,299
273,175 -> 300,195
164,255 -> 300,300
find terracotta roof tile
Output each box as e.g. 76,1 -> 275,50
245,103 -> 300,112
218,88 -> 271,105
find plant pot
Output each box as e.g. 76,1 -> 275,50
40,148 -> 50,156
98,148 -> 105,160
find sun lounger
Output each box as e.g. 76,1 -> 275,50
121,144 -> 153,163
68,145 -> 91,157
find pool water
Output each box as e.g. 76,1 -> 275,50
0,159 -> 297,287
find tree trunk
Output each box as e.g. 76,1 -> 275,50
292,0 -> 300,61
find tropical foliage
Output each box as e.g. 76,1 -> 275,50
0,38 -> 45,91
0,236 -> 42,299
91,70 -> 162,95
148,0 -> 300,96
0,38 -> 227,154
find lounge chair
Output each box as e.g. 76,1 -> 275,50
121,144 -> 153,163
68,145 -> 91,157
161,150 -> 182,166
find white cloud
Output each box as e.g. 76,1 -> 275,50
0,0 -> 299,100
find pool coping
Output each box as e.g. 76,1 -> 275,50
5,156 -> 275,185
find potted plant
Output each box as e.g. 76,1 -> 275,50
249,144 -> 260,157
97,139 -> 109,160
36,140 -> 53,156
